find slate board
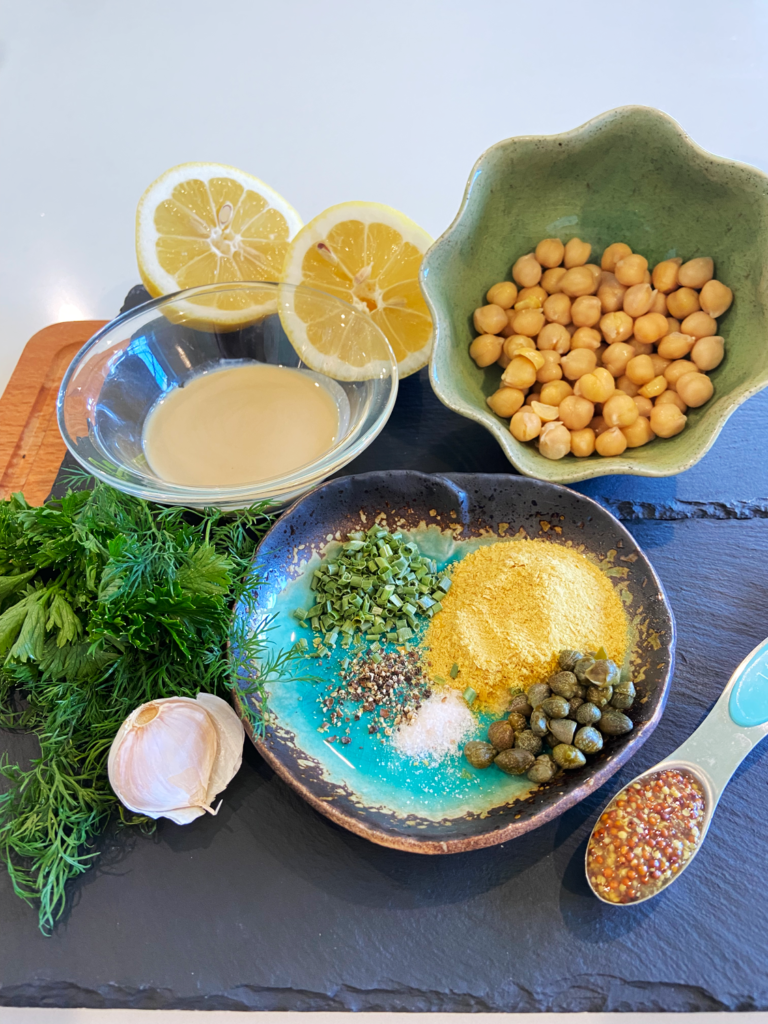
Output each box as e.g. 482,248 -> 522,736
3,290 -> 768,1011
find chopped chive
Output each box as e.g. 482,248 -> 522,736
462,686 -> 477,705
596,645 -> 608,660
450,663 -> 459,679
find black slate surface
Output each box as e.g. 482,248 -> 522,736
3,310 -> 768,1010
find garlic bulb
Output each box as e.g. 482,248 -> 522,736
108,692 -> 244,825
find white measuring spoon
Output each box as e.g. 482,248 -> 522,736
586,636 -> 768,905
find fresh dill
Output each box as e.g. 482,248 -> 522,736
0,481 -> 304,934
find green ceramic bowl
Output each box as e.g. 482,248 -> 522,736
421,106 -> 768,482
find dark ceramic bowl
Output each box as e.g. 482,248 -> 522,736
232,471 -> 675,853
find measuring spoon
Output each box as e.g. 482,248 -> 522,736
586,636 -> 768,905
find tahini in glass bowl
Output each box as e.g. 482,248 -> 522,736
57,281 -> 398,509
421,105 -> 768,484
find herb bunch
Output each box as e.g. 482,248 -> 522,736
0,482 -> 289,933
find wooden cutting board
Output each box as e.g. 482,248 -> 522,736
0,320 -> 107,504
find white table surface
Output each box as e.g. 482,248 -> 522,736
1,0 -> 768,1018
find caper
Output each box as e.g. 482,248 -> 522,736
516,729 -> 543,755
574,656 -> 596,682
509,686 -> 525,698
559,649 -> 583,672
568,696 -> 585,717
527,753 -> 558,784
598,709 -> 634,736
527,682 -> 551,707
575,701 -> 602,725
585,658 -> 620,688
508,692 -> 533,717
548,671 -> 580,699
611,679 -> 636,710
495,747 -> 535,775
586,684 -> 613,708
488,720 -> 515,751
573,725 -> 603,754
507,711 -> 528,733
541,695 -> 570,719
464,741 -> 497,769
546,732 -> 562,750
548,717 -> 577,745
530,706 -> 549,737
552,743 -> 587,769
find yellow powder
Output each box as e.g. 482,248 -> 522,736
424,539 -> 629,712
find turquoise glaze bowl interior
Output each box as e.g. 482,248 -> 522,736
421,106 -> 768,483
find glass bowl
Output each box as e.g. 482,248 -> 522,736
57,282 -> 398,509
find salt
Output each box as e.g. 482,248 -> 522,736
393,689 -> 475,762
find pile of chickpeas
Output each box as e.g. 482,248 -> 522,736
469,237 -> 733,459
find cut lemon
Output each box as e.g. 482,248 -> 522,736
136,162 -> 303,327
280,201 -> 433,379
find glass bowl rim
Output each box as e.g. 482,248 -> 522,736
56,280 -> 399,502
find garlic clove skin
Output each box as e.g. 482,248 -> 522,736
108,696 -> 219,822
195,693 -> 244,806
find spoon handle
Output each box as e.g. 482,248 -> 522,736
656,637 -> 768,805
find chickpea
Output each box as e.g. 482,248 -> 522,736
691,335 -> 724,372
571,427 -> 596,457
538,421 -> 572,460
601,342 -> 635,377
681,311 -> 718,339
571,295 -> 602,328
650,356 -> 669,377
529,400 -> 559,422
585,263 -> 602,286
541,380 -> 573,406
559,266 -> 597,297
625,354 -> 655,386
600,311 -> 634,344
622,416 -> 655,448
541,267 -> 567,294
615,254 -> 648,286
487,387 -> 525,418
576,367 -> 615,403
651,258 -> 682,293
643,270 -> 652,283
510,408 -> 542,442
656,390 -> 687,413
486,281 -> 518,309
633,395 -> 653,417
603,393 -> 639,428
518,348 -> 546,371
512,308 -> 545,337
649,290 -> 667,315
664,359 -> 696,388
639,374 -> 668,399
657,332 -> 696,360
535,238 -> 565,268
601,242 -> 633,272
678,256 -> 714,289
666,316 -> 681,333
564,237 -> 591,268
538,322 -> 571,354
516,285 -> 548,306
629,339 -> 655,356
590,415 -> 609,435
633,312 -> 669,344
502,334 -> 535,360
512,253 -> 543,288
525,391 -> 541,406
561,348 -> 598,380
536,350 -> 563,383
700,279 -> 733,318
623,283 -> 653,318
666,287 -> 701,319
650,403 -> 687,438
616,374 -> 640,397
597,272 -> 627,313
473,303 -> 508,335
559,395 -> 595,430
502,355 -> 538,390
596,426 -> 628,457
469,334 -> 503,367
676,371 -> 714,408
499,310 -> 518,337
497,351 -> 511,368
543,292 -> 572,326
570,326 -> 603,351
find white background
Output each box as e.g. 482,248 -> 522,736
1,0 -> 768,1019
